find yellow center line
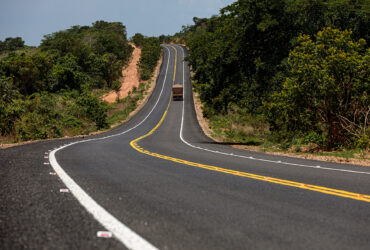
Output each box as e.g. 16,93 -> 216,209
172,46 -> 177,84
129,45 -> 370,203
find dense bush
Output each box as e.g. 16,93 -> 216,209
0,37 -> 25,52
180,0 -> 369,149
0,77 -> 23,136
266,28 -> 369,148
132,34 -> 161,81
0,21 -> 133,142
76,92 -> 108,129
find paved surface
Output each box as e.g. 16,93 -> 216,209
1,45 -> 370,249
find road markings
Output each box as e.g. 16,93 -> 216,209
130,45 -> 370,203
174,45 -> 370,176
97,231 -> 113,238
47,47 -> 175,250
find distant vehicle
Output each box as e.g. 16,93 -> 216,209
172,84 -> 183,101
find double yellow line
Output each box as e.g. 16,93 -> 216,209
130,46 -> 370,203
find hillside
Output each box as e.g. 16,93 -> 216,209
174,0 -> 369,157
0,21 -> 161,144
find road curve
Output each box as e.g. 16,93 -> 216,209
1,45 -> 370,249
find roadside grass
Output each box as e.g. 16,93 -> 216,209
208,105 -> 267,146
204,105 -> 369,162
0,82 -> 150,146
0,50 -> 160,147
106,81 -> 149,126
308,149 -> 369,160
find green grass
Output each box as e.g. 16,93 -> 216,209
203,104 -> 368,161
308,149 -> 368,160
207,106 -> 266,146
0,82 -> 150,145
106,82 -> 149,126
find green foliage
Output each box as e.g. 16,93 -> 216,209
0,77 -> 23,136
100,53 -> 124,88
357,133 -> 369,149
303,132 -> 326,146
0,37 -> 25,52
131,33 -> 145,47
0,41 -> 4,52
206,106 -> 266,145
76,91 -> 108,129
39,21 -> 133,91
158,35 -> 172,44
106,81 -> 149,126
49,53 -> 87,91
0,21 -> 134,142
15,93 -> 62,141
266,27 -> 369,149
186,0 -> 369,115
135,36 -> 161,81
0,51 -> 55,94
180,0 -> 369,149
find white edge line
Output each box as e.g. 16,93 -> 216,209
48,46 -> 174,250
177,45 -> 370,176
49,150 -> 157,250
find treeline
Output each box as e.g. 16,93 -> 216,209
0,21 -> 133,141
131,33 -> 162,81
179,0 -> 369,149
0,37 -> 26,52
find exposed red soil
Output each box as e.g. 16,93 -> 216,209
0,51 -> 163,150
103,43 -> 141,103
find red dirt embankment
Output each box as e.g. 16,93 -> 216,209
103,43 -> 141,103
0,44 -> 163,149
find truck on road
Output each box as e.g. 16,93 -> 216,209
172,84 -> 183,101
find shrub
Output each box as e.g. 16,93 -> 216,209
76,92 -> 108,129
266,27 -> 369,149
303,132 -> 326,146
0,77 -> 24,135
357,134 -> 369,149
137,37 -> 161,81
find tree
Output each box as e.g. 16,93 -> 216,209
266,27 -> 369,148
0,52 -> 54,95
137,37 -> 161,81
185,0 -> 369,117
0,77 -> 23,135
76,91 -> 108,129
3,37 -> 25,51
49,53 -> 87,91
0,40 -> 5,52
131,33 -> 145,47
101,53 -> 123,88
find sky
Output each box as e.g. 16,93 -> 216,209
0,0 -> 235,46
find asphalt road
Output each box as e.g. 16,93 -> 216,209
1,45 -> 370,250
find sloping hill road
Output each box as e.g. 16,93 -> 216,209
1,45 -> 370,249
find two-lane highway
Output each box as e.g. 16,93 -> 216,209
1,45 -> 370,249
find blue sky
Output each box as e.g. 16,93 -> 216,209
0,0 -> 235,46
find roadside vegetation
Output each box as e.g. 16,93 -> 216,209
106,81 -> 151,126
97,33 -> 162,127
174,0 -> 369,159
131,33 -> 162,81
104,33 -> 163,126
0,21 -> 134,143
